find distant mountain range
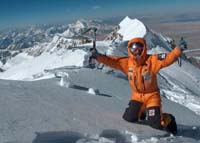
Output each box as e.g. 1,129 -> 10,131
0,17 -> 200,68
0,19 -> 115,65
0,19 -> 114,51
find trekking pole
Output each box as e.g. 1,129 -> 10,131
183,48 -> 200,53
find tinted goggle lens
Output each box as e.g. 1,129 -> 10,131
130,42 -> 144,52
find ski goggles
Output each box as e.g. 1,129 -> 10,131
130,42 -> 144,53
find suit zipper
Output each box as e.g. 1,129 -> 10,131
134,76 -> 139,92
140,67 -> 146,92
142,76 -> 146,91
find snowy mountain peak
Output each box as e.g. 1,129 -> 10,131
118,16 -> 146,40
62,19 -> 99,37
62,29 -> 75,37
75,20 -> 88,28
68,19 -> 88,33
105,16 -> 172,54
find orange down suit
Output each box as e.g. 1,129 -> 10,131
97,38 -> 182,127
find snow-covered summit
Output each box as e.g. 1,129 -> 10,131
62,20 -> 87,37
106,16 -> 171,55
62,19 -> 113,38
118,16 -> 146,40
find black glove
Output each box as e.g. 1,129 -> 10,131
90,48 -> 99,59
169,40 -> 176,49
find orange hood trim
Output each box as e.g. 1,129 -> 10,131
127,38 -> 148,66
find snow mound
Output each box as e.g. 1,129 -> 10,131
88,88 -> 100,95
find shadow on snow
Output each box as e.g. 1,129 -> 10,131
176,124 -> 200,140
32,129 -> 128,143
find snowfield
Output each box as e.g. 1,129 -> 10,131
1,69 -> 200,143
0,16 -> 200,143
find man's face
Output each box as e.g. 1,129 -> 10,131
130,42 -> 144,59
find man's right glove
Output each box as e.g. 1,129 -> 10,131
90,48 -> 100,59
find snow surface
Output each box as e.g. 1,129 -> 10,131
194,56 -> 200,60
1,17 -> 200,143
1,69 -> 200,143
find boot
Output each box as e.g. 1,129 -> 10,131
166,114 -> 177,135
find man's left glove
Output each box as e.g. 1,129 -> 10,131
90,48 -> 100,59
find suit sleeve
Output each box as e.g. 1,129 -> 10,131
151,47 -> 182,73
96,55 -> 129,75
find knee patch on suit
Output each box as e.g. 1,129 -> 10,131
123,100 -> 142,122
147,106 -> 162,129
